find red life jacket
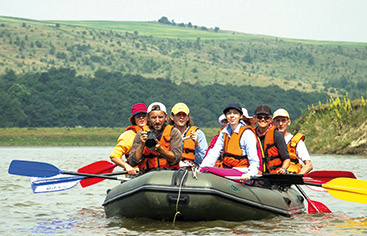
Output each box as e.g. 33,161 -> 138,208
182,126 -> 199,162
138,125 -> 180,172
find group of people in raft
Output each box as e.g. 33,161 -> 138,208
109,101 -> 313,182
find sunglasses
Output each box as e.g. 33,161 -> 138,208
256,115 -> 271,120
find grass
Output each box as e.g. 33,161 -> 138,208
0,127 -> 219,146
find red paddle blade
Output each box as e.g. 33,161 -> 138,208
303,170 -> 357,192
78,161 -> 116,187
304,170 -> 356,183
308,199 -> 332,213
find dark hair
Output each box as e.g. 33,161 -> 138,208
151,105 -> 161,111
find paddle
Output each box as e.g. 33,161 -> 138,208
230,174 -> 367,204
304,170 -> 357,192
78,160 -> 117,187
30,171 -> 128,193
30,160 -> 118,193
9,160 -> 130,181
295,184 -> 331,213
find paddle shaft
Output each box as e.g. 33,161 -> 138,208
62,170 -> 130,181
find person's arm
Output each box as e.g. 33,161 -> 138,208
191,129 -> 208,165
236,129 -> 259,181
200,130 -> 225,168
296,140 -> 313,174
129,131 -> 146,167
155,127 -> 182,165
109,130 -> 137,175
274,130 -> 290,174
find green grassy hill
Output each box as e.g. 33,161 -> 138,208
292,95 -> 367,155
1,16 -> 367,97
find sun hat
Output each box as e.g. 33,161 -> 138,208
254,104 -> 272,116
242,108 -> 252,119
218,114 -> 227,125
171,103 -> 190,115
223,103 -> 243,115
147,102 -> 167,114
273,108 -> 290,119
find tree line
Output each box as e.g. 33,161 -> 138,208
0,68 -> 328,128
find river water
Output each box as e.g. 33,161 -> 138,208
1,147 -> 367,235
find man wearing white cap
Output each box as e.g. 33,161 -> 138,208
129,102 -> 183,173
168,102 -> 208,167
273,108 -> 313,174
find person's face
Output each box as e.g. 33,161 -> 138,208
225,109 -> 241,126
134,112 -> 148,127
246,117 -> 256,128
149,111 -> 167,131
220,119 -> 228,128
255,114 -> 272,129
273,116 -> 290,133
171,112 -> 189,128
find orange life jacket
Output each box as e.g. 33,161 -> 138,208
182,126 -> 199,162
124,125 -> 148,133
221,126 -> 255,168
138,125 -> 180,172
123,125 -> 149,162
263,126 -> 283,174
286,133 -> 304,174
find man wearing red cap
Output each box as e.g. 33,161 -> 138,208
109,103 -> 148,175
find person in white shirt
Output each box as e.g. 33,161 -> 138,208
272,108 -> 313,174
201,103 -> 259,182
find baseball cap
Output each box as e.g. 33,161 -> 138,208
147,102 -> 167,114
131,103 -> 147,116
273,108 -> 290,119
171,103 -> 190,115
223,103 -> 243,115
254,104 -> 272,116
242,108 -> 252,119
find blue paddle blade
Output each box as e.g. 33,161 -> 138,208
8,160 -> 60,177
30,174 -> 83,193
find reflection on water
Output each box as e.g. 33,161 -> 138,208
16,218 -> 78,235
1,147 -> 367,235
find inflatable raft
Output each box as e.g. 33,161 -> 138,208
103,170 -> 305,221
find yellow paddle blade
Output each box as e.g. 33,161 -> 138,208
323,178 -> 367,204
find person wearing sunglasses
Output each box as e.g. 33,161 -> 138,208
272,108 -> 313,174
201,103 -> 259,182
254,104 -> 290,175
109,103 -> 149,175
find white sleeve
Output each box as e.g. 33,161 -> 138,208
296,140 -> 311,162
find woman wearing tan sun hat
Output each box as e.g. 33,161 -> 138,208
109,103 -> 148,175
168,102 -> 208,167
